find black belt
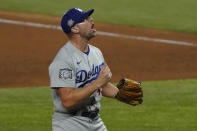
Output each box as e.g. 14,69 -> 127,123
81,108 -> 99,119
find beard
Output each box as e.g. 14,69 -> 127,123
81,31 -> 96,41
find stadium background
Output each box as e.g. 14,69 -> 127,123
0,0 -> 197,130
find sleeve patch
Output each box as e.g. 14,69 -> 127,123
59,68 -> 73,80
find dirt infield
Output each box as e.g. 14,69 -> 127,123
0,10 -> 197,88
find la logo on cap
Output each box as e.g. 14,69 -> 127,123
75,8 -> 83,12
67,19 -> 74,27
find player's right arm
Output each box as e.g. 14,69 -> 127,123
57,64 -> 111,110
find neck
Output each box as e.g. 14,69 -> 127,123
70,36 -> 89,52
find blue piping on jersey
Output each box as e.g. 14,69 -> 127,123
76,62 -> 104,84
83,45 -> 90,55
77,62 -> 105,88
78,72 -> 99,88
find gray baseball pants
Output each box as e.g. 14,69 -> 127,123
52,112 -> 107,131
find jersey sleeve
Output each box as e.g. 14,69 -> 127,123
49,61 -> 75,88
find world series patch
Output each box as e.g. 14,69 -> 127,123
59,68 -> 73,80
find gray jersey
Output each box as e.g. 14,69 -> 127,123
49,41 -> 106,114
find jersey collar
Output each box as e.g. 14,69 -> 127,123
83,45 -> 90,55
67,41 -> 90,56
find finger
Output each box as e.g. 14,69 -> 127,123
103,65 -> 111,76
99,65 -> 107,74
108,72 -> 112,78
124,87 -> 142,92
129,100 -> 139,106
132,97 -> 143,101
124,91 -> 143,97
130,98 -> 143,105
139,99 -> 143,104
101,64 -> 108,72
106,67 -> 111,76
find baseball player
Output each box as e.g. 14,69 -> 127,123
49,8 -> 143,131
49,8 -> 119,131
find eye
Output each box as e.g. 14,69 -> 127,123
86,17 -> 91,21
83,18 -> 88,22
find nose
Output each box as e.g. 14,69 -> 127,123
91,19 -> 94,25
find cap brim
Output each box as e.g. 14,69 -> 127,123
83,9 -> 94,18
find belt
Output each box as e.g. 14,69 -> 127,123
81,108 -> 99,119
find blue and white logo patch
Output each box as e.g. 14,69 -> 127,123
75,8 -> 83,12
67,19 -> 74,27
59,68 -> 73,80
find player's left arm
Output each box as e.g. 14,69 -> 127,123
101,82 -> 119,98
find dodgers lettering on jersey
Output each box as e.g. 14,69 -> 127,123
49,42 -> 106,114
76,62 -> 104,88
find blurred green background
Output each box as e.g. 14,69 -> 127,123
0,0 -> 197,131
0,0 -> 197,33
0,80 -> 197,131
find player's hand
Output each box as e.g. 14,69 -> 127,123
94,64 -> 111,88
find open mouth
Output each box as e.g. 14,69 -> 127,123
91,24 -> 96,32
91,24 -> 94,29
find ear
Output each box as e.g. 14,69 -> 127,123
71,25 -> 79,34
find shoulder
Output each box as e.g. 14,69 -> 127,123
56,42 -> 76,61
58,43 -> 74,58
49,43 -> 75,70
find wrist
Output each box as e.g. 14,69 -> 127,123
91,80 -> 101,89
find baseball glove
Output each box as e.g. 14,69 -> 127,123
115,78 -> 143,106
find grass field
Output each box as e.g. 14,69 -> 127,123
0,0 -> 197,33
0,0 -> 197,131
0,79 -> 197,131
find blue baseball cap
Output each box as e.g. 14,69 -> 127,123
61,8 -> 94,34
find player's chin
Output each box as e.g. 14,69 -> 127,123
88,32 -> 96,39
87,34 -> 96,40
92,31 -> 96,37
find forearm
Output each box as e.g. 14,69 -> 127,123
59,64 -> 111,109
102,82 -> 119,98
59,81 -> 100,109
71,82 -> 99,105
